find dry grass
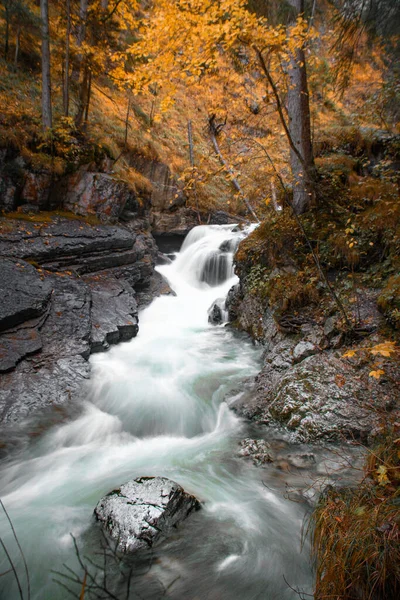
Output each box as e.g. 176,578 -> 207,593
310,432 -> 400,600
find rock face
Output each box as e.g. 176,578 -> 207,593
227,270 -> 400,443
151,208 -> 200,236
0,216 -> 171,424
62,171 -> 136,222
94,477 -> 201,554
0,259 -> 52,332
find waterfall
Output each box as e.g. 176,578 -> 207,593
0,224 -> 313,600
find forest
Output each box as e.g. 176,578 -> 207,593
0,1 -> 399,599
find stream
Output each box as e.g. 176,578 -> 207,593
0,224 -> 325,600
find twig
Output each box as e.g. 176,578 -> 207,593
0,537 -> 24,600
0,500 -> 30,600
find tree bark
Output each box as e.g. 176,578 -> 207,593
40,0 -> 53,130
74,0 -> 89,127
4,0 -> 10,60
63,0 -> 71,116
14,26 -> 20,68
286,0 -> 315,214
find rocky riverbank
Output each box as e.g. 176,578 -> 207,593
225,223 -> 400,445
0,215 -> 174,424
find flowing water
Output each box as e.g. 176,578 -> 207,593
0,224 -> 316,600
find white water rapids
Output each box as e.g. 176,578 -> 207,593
0,224 -> 314,600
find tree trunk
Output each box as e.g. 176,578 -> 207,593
286,0 -> 315,214
63,0 -> 71,116
14,26 -> 20,68
74,0 -> 89,127
75,64 -> 89,127
40,0 -> 53,130
4,1 -> 10,60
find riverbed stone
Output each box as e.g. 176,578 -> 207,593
94,477 -> 201,554
238,439 -> 273,466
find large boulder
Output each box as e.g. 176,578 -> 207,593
94,477 -> 201,554
62,171 -> 135,222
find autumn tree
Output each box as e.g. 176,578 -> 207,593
124,0 -> 318,215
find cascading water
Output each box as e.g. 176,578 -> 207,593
0,224 -> 314,600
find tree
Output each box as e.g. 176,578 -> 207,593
126,0 -> 317,215
286,0 -> 315,214
40,0 -> 52,130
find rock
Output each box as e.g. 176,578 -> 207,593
286,453 -> 316,469
209,211 -> 239,225
135,271 -> 175,310
0,321 -> 43,373
94,477 -> 201,554
62,171 -> 135,222
21,171 -> 53,208
257,354 -> 387,442
238,439 -> 273,466
323,315 -> 337,338
208,299 -> 225,325
151,208 -> 200,236
0,259 -> 52,332
84,273 -> 139,353
128,156 -> 183,211
0,218 -> 134,266
225,284 -> 241,322
292,341 -> 317,363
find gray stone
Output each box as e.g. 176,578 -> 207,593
292,341 -> 317,363
208,300 -> 224,325
323,316 -> 337,337
0,259 -> 52,332
94,477 -> 201,554
84,273 -> 139,353
238,439 -> 273,466
135,271 -> 175,310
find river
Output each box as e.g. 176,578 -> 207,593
0,224 -> 316,600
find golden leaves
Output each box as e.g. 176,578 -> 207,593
369,369 -> 385,379
369,341 -> 397,358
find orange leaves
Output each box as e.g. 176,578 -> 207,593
342,340 -> 398,380
369,341 -> 397,358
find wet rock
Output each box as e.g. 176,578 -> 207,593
225,284 -> 241,322
0,355 -> 90,424
94,477 -> 201,554
238,439 -> 273,466
208,300 -> 224,325
0,323 -> 43,373
292,341 -> 317,363
135,271 -> 175,310
0,259 -> 52,332
0,218 -> 133,265
286,453 -> 316,469
256,354 -> 386,443
0,272 -> 91,422
84,273 -> 139,353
